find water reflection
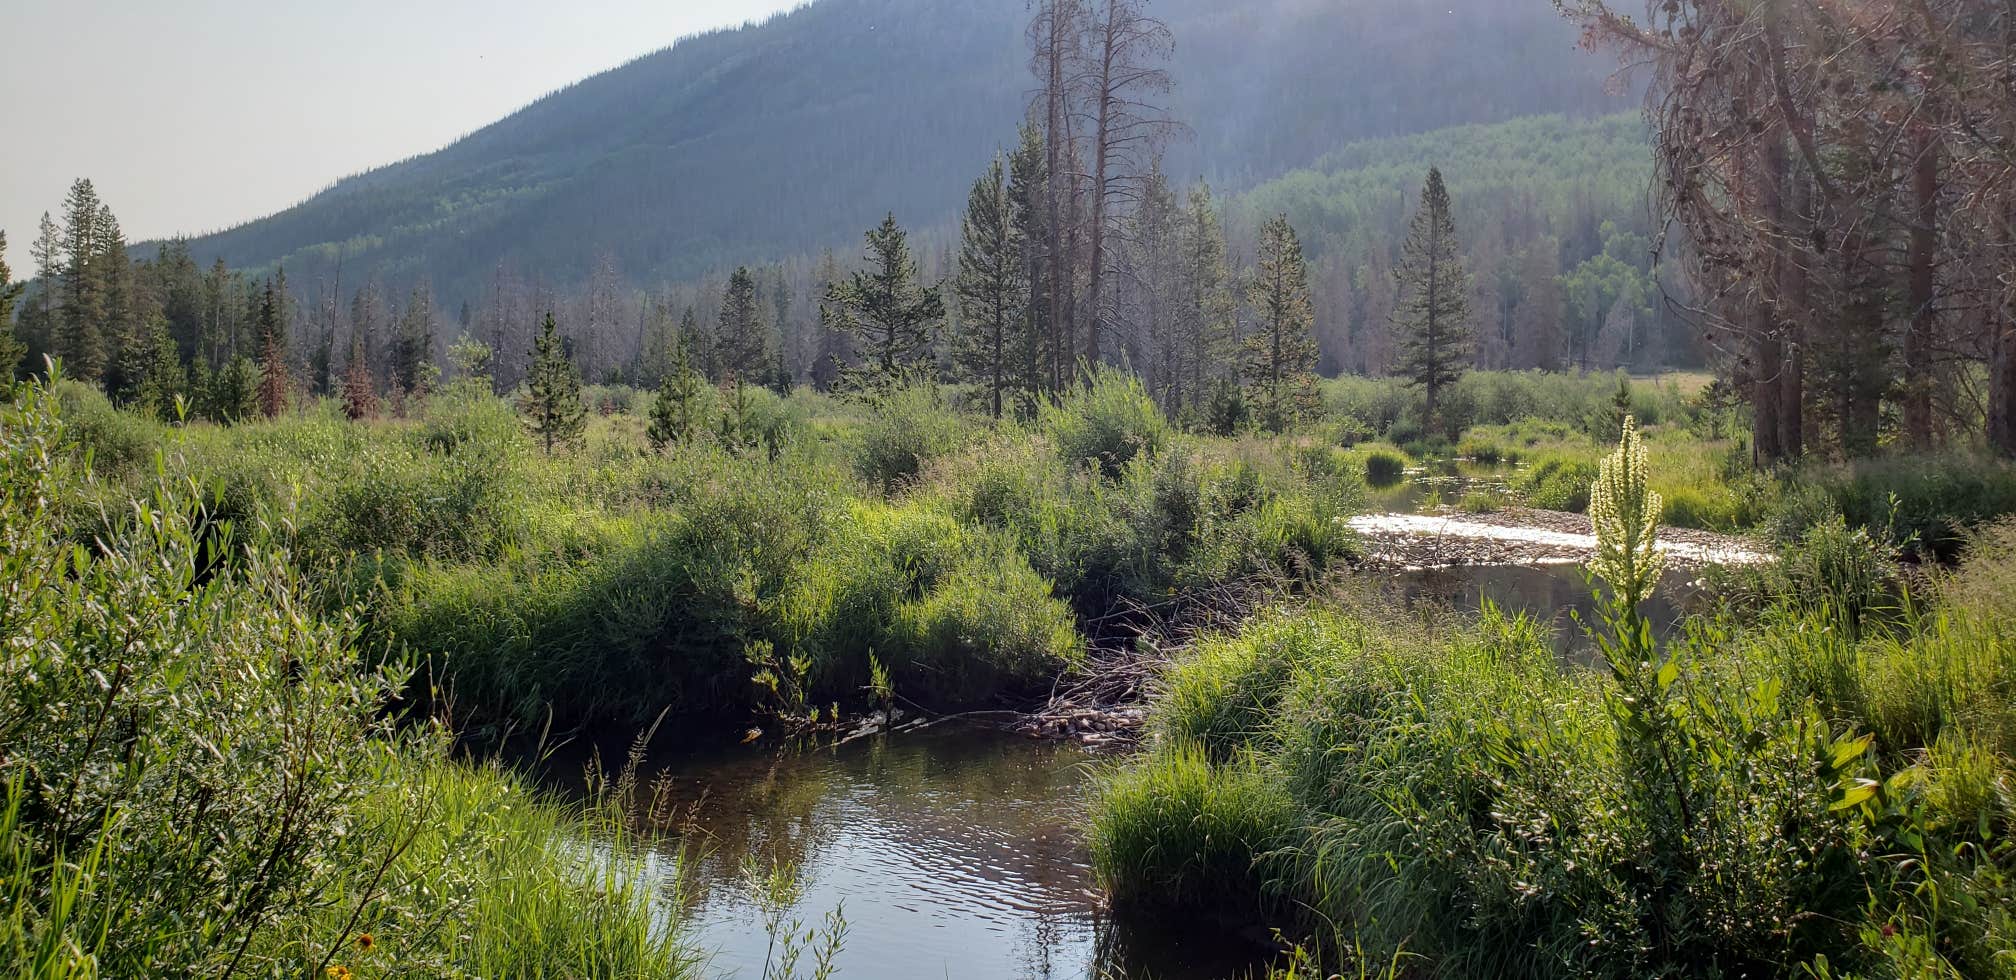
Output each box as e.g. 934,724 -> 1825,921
1391,562 -> 1698,666
594,728 -> 1266,980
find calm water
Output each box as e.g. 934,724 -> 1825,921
1390,562 -> 1698,666
605,727 -> 1269,980
555,464 -> 1704,980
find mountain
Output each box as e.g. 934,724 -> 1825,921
157,0 -> 1629,306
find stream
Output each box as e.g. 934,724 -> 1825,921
557,461 -> 1757,979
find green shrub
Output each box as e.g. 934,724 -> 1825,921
1089,745 -> 1300,912
778,501 -> 1083,709
1455,433 -> 1509,464
851,383 -> 977,490
0,380 -> 691,978
1354,444 -> 1411,487
52,377 -> 163,473
1517,452 -> 1599,512
1043,366 -> 1168,478
1156,612 -> 1360,760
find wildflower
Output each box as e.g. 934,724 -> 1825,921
327,967 -> 353,980
355,933 -> 375,951
1588,415 -> 1664,608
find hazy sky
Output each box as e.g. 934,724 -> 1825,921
0,0 -> 805,264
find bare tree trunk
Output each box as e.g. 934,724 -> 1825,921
1986,3 -> 2016,456
1748,131 -> 1788,466
1037,0 -> 1075,394
1991,203 -> 2016,456
1779,170 -> 1807,459
1904,130 -> 1941,449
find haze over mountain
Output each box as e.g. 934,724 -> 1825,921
156,0 -> 1629,307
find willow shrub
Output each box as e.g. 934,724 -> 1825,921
0,379 -> 691,979
774,501 -> 1081,709
925,428 -> 1362,614
1041,365 -> 1169,478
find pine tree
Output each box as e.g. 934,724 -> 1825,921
1176,184 -> 1236,418
132,319 -> 187,421
520,312 -> 586,453
638,297 -> 680,389
809,250 -> 850,391
1393,167 -> 1474,427
19,214 -> 63,372
97,204 -> 141,399
1241,214 -> 1320,432
1127,168 -> 1182,408
715,267 -> 770,384
56,180 -> 108,383
1007,123 -> 1054,399
0,232 -> 26,380
953,156 -> 1033,418
679,306 -> 712,384
823,214 -> 945,394
446,332 -> 494,396
393,286 -> 439,398
647,335 -> 705,450
211,356 -> 260,423
255,275 -> 291,418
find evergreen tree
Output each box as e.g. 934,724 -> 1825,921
809,250 -> 850,391
520,312 -> 586,453
953,156 -> 1033,418
393,286 -> 439,398
56,180 -> 109,382
823,214 -> 945,394
1007,123 -> 1054,399
647,336 -> 706,450
211,356 -> 260,423
0,232 -> 25,380
638,297 -> 680,389
97,204 -> 141,400
1175,184 -> 1236,417
19,214 -> 63,372
679,306 -> 711,384
255,274 -> 291,418
132,319 -> 187,421
257,332 -> 291,419
1392,167 -> 1474,426
1241,214 -> 1320,432
715,267 -> 770,384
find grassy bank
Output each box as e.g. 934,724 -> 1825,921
50,368 -> 1363,732
1091,427 -> 2016,977
1,379 -> 692,978
1321,370 -> 2016,544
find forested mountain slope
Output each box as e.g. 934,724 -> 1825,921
158,0 -> 1626,307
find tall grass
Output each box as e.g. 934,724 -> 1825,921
0,376 -> 695,979
1093,427 -> 2016,977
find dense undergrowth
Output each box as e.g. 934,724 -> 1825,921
20,361 -> 2016,978
1,379 -> 693,979
1093,423 -> 2016,979
49,367 -> 1363,732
